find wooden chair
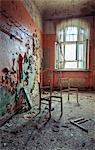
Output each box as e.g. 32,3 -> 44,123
60,77 -> 79,104
39,69 -> 63,118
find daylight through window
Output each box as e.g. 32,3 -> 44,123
55,26 -> 88,70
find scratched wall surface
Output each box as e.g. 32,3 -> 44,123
0,0 -> 43,99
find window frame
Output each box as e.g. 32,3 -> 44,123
55,25 -> 88,71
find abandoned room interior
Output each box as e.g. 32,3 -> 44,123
0,0 -> 95,149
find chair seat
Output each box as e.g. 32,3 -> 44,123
51,95 -> 62,98
69,87 -> 78,90
41,96 -> 51,101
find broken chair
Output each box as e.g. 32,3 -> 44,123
39,69 -> 63,118
60,77 -> 79,104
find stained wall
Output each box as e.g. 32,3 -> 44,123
0,0 -> 43,97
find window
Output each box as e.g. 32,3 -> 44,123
55,26 -> 88,70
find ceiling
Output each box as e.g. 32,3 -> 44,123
32,0 -> 95,20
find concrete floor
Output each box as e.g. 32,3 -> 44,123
0,91 -> 95,150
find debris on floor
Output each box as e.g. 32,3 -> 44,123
70,117 -> 89,133
0,92 -> 95,150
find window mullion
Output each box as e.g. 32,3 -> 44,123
77,27 -> 80,69
76,41 -> 79,68
55,25 -> 86,70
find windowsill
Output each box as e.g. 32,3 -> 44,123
54,69 -> 90,72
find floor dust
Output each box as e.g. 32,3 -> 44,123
0,91 -> 95,150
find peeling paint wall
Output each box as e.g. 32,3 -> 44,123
0,0 -> 43,112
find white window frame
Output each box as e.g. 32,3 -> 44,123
55,26 -> 88,70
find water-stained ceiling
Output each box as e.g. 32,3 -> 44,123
32,0 -> 95,20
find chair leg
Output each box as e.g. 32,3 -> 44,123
39,98 -> 41,113
39,82 -> 42,113
68,89 -> 70,101
49,100 -> 51,118
61,97 -> 63,115
76,89 -> 79,104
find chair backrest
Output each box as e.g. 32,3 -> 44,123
60,77 -> 83,89
40,68 -> 53,87
59,78 -> 70,89
38,81 -> 52,97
